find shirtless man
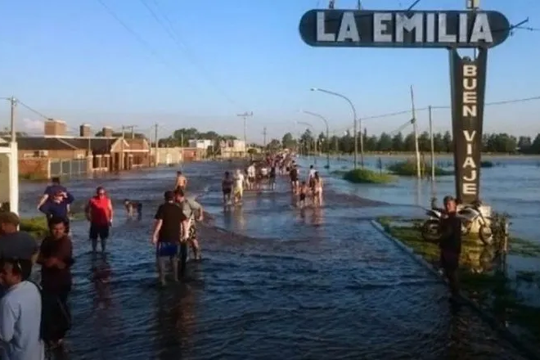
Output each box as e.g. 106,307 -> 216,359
175,171 -> 188,192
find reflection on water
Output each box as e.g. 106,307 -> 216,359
91,254 -> 112,309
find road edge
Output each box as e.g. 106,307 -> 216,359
370,220 -> 540,360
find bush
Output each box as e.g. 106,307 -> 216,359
20,217 -> 48,240
387,160 -> 453,177
342,169 -> 394,184
481,160 -> 494,168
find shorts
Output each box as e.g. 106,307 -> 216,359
89,223 -> 110,241
182,222 -> 197,242
156,242 -> 179,257
290,177 -> 298,183
440,250 -> 460,272
234,187 -> 243,197
223,188 -> 232,195
248,176 -> 255,182
300,194 -> 306,201
175,185 -> 185,193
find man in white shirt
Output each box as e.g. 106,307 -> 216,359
247,164 -> 256,190
0,258 -> 44,360
233,169 -> 245,204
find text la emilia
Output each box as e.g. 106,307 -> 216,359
316,12 -> 494,44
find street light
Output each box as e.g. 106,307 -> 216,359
310,87 -> 363,169
301,110 -> 330,169
296,120 -> 317,163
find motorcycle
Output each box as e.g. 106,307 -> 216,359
421,207 -> 444,242
458,201 -> 493,246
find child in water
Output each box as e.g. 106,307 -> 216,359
298,181 -> 308,208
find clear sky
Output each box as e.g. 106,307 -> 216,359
0,0 -> 538,143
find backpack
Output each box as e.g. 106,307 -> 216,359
29,281 -> 71,343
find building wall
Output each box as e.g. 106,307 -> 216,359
182,148 -> 205,162
19,158 -> 50,179
19,149 -> 87,160
151,147 -> 183,165
188,139 -> 212,149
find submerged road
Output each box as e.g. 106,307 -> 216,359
20,162 -> 528,359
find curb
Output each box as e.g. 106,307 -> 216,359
370,220 -> 540,360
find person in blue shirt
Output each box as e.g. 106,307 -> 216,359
37,177 -> 68,210
39,191 -> 74,235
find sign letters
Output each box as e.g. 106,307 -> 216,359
298,8 -> 510,204
300,10 -> 511,48
450,49 -> 487,204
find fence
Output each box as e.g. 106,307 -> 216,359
49,158 -> 88,178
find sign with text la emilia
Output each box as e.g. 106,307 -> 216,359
298,8 -> 512,204
299,10 -> 510,49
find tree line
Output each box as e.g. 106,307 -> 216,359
157,128 -> 237,147
281,130 -> 540,154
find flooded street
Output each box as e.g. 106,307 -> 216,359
20,162 -> 530,359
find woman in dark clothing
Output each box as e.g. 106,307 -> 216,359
39,190 -> 74,234
37,216 -> 74,348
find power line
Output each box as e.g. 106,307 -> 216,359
332,95 -> 540,134
94,0 -> 198,90
141,0 -> 243,109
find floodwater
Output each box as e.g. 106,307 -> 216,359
19,162 -> 532,359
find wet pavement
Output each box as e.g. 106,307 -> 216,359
20,162 -> 530,359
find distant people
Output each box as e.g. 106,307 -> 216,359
289,165 -> 299,193
39,190 -> 74,234
222,171 -> 233,204
313,171 -> 323,206
37,216 -> 73,349
174,189 -> 204,261
298,181 -> 308,208
308,165 -> 317,190
124,199 -> 142,220
152,191 -> 188,285
175,171 -> 188,192
0,258 -> 45,360
0,212 -> 39,280
37,177 -> 68,211
439,195 -> 462,302
269,165 -> 276,191
247,163 -> 256,190
233,169 -> 245,204
85,187 -> 113,254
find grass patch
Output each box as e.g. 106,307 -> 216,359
377,217 -> 540,343
19,217 -> 48,239
342,169 -> 395,184
387,160 -> 453,177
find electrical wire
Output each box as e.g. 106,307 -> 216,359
142,0 -> 244,109
94,0 -> 199,91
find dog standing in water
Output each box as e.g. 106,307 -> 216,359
124,200 -> 142,220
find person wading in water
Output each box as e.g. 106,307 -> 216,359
152,191 -> 188,285
174,190 -> 204,261
39,190 -> 74,235
37,216 -> 73,350
222,171 -> 233,205
439,195 -> 462,303
85,187 -> 113,254
174,171 -> 188,192
37,177 -> 71,213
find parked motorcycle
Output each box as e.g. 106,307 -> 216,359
458,201 -> 493,246
421,206 -> 444,242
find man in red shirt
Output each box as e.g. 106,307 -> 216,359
85,186 -> 113,254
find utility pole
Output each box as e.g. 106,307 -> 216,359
119,125 -> 136,171
237,112 -> 253,156
154,123 -> 159,167
9,97 -> 16,142
428,106 -> 436,196
263,127 -> 267,148
359,119 -> 365,168
410,86 -> 421,179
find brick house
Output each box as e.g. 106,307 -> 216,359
5,120 -> 151,178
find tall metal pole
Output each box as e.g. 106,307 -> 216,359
310,88 -> 358,169
121,126 -> 125,171
237,112 -> 253,156
154,124 -> 159,167
358,118 -> 364,168
410,86 -> 421,179
302,110 -> 331,169
429,106 -> 435,182
10,97 -> 16,142
428,106 -> 437,200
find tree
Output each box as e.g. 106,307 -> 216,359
391,132 -> 404,152
281,132 -> 296,149
378,132 -> 392,151
442,131 -> 453,153
267,139 -> 281,150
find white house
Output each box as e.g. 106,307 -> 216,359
188,139 -> 213,150
220,139 -> 246,158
